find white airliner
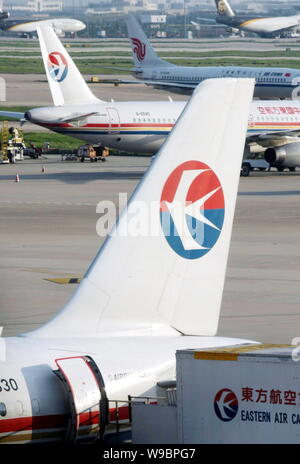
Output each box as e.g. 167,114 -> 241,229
0,16 -> 85,37
2,27 -> 300,171
215,0 -> 300,38
0,77 -> 256,444
126,14 -> 300,99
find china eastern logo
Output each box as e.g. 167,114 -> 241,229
160,161 -> 225,259
214,389 -> 239,422
47,51 -> 68,82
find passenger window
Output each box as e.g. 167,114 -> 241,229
0,403 -> 6,417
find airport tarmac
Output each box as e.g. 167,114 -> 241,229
1,156 -> 300,345
1,36 -> 300,52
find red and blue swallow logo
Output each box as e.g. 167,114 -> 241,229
160,161 -> 225,259
47,51 -> 68,82
214,388 -> 239,422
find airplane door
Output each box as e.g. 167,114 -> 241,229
107,107 -> 120,134
151,70 -> 158,80
55,355 -> 108,443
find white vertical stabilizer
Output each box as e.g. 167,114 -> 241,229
126,15 -> 172,68
37,26 -> 101,106
28,78 -> 254,338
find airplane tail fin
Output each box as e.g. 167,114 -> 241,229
215,0 -> 235,17
28,78 -> 254,339
126,15 -> 171,68
37,26 -> 101,106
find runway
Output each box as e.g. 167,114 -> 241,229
1,156 -> 300,344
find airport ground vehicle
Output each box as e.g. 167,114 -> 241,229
240,159 -> 270,177
77,144 -> 109,162
0,124 -> 25,163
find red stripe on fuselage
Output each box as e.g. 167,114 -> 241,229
0,414 -> 68,433
0,405 -> 131,436
37,122 -> 174,129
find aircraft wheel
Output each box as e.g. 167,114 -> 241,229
241,163 -> 250,177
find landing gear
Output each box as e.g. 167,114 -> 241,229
241,163 -> 250,177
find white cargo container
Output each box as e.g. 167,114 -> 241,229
176,344 -> 300,444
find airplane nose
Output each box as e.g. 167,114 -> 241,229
78,21 -> 86,30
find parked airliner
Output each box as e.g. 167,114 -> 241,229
0,77 -> 256,444
1,27 -> 300,171
0,16 -> 85,37
126,14 -> 300,99
215,0 -> 300,38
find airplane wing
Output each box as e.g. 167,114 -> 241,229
0,110 -> 99,124
247,129 -> 300,152
264,21 -> 299,34
137,80 -> 195,90
248,129 -> 300,144
0,110 -> 24,119
58,112 -> 99,123
95,77 -> 196,90
195,17 -> 217,24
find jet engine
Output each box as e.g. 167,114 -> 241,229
265,143 -> 300,170
0,11 -> 10,20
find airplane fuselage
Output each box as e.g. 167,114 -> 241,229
26,101 -> 183,153
134,65 -> 300,99
0,18 -> 85,34
26,99 -> 300,154
216,14 -> 300,37
0,334 -> 252,443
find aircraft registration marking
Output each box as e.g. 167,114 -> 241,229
0,378 -> 18,392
